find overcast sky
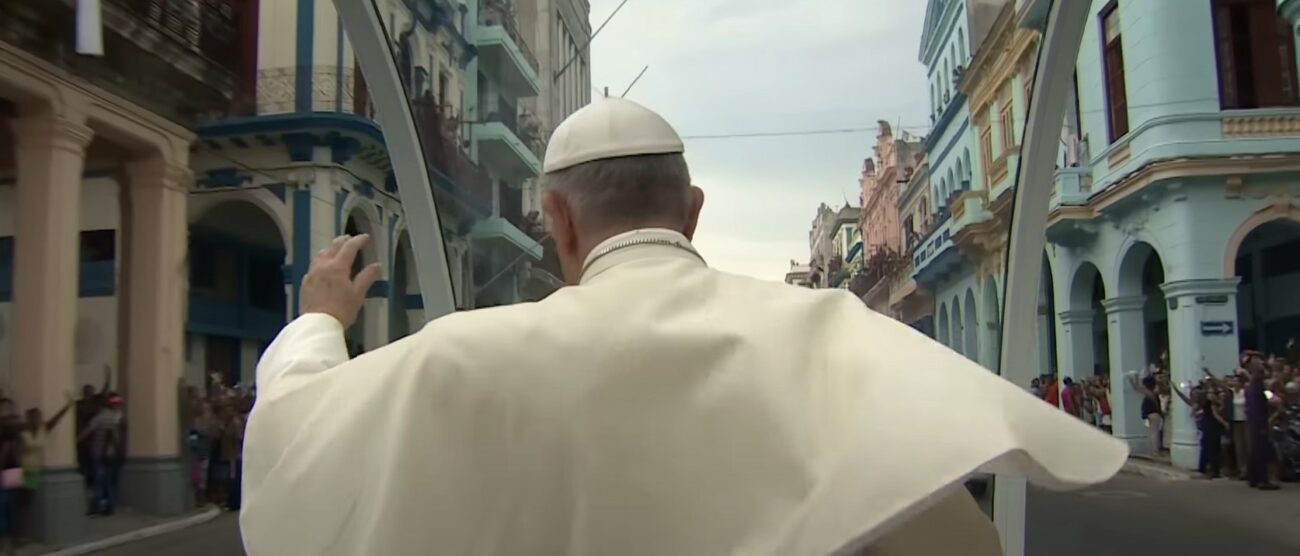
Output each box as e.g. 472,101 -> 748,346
587,0 -> 931,281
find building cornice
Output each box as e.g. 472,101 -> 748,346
1047,153 -> 1300,227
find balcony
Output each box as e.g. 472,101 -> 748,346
1,0 -> 244,125
950,189 -> 993,233
912,215 -> 963,289
848,248 -> 906,299
469,215 -> 543,260
476,2 -> 540,97
474,104 -> 543,180
1050,167 -> 1093,210
411,98 -> 497,215
187,295 -> 285,341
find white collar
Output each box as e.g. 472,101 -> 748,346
579,228 -> 706,284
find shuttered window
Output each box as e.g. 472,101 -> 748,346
1101,2 -> 1129,142
1212,0 -> 1299,109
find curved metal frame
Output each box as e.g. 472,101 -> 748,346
337,0 -> 1096,551
992,2 -> 1091,554
335,0 -> 458,321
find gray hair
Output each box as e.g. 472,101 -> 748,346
541,153 -> 692,233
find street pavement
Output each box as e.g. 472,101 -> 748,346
91,475 -> 1300,555
1027,475 -> 1300,556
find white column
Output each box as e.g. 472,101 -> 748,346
1103,296 -> 1150,450
10,110 -> 94,468
363,295 -> 389,351
1161,278 -> 1241,470
1035,305 -> 1053,377
119,155 -> 190,515
1056,309 -> 1095,381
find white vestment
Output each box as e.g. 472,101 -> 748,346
241,229 -> 1126,556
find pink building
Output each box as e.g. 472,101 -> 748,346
859,122 -> 923,258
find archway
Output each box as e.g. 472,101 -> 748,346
188,200 -> 288,389
983,277 -> 1001,370
937,303 -> 950,347
1066,262 -> 1109,378
963,288 -> 979,363
344,210 -> 380,357
1117,242 -> 1169,368
389,232 -> 419,341
1234,219 -> 1300,353
1038,255 -> 1059,376
950,296 -> 964,356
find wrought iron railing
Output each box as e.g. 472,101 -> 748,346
478,1 -> 540,74
2,0 -> 243,125
107,0 -> 242,74
484,103 -> 545,158
413,98 -> 494,210
849,248 -> 907,298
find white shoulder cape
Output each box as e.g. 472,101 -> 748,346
240,233 -> 1126,555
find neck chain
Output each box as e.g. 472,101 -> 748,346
580,234 -> 706,279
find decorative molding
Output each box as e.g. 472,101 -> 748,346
1159,278 -> 1241,299
1048,154 -> 1300,227
1058,309 -> 1094,326
1107,142 -> 1131,169
1221,113 -> 1300,138
1224,175 -> 1245,198
1101,296 -> 1146,314
1222,200 -> 1300,276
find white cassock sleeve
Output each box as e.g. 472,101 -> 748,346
255,313 -> 349,397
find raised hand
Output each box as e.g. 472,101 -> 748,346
300,235 -> 383,328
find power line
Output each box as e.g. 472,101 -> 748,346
620,65 -> 648,98
681,125 -> 929,141
554,0 -> 632,83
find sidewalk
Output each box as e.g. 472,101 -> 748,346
18,507 -> 222,556
1120,453 -> 1197,481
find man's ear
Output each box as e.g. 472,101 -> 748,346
682,186 -> 705,241
543,190 -> 578,254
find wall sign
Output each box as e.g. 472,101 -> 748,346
1195,295 -> 1229,305
1200,321 -> 1235,336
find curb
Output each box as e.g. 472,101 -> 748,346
42,507 -> 224,556
1120,458 -> 1195,481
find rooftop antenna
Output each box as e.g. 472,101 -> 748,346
621,65 -> 649,98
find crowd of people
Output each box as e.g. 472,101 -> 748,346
0,368 -> 127,555
0,368 -> 255,556
181,375 -> 253,513
1030,341 -> 1300,491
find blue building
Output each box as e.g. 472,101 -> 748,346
187,0 -> 564,386
913,0 -> 1001,368
1034,0 -> 1300,469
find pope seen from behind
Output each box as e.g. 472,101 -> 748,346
239,98 -> 1128,555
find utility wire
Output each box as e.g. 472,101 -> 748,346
620,65 -> 648,98
554,0 -> 632,83
681,125 -> 929,141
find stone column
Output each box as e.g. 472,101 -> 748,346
10,110 -> 93,543
1161,278 -> 1241,471
1035,302 -> 1053,377
1103,296 -> 1150,451
118,156 -> 190,515
1056,309 -> 1094,381
362,295 -> 390,351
